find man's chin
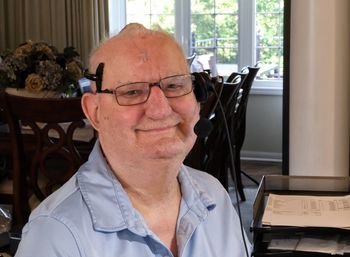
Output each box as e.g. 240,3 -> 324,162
143,140 -> 188,160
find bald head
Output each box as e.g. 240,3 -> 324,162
81,23 -> 199,171
89,23 -> 188,90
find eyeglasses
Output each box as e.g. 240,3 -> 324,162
98,74 -> 193,106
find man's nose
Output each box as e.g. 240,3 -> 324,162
144,86 -> 172,118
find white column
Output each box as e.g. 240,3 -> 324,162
289,0 -> 350,176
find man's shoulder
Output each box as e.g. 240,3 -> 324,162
184,165 -> 221,184
29,174 -> 84,221
28,145 -> 105,223
183,165 -> 227,196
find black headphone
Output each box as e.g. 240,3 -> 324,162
84,63 -> 104,92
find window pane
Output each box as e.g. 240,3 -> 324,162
191,13 -> 215,70
191,0 -> 239,78
127,14 -> 151,26
216,14 -> 238,64
149,1 -> 174,14
217,48 -> 237,64
256,0 -> 283,12
126,0 -> 175,34
191,14 -> 215,43
215,0 -> 238,14
127,0 -> 150,15
121,0 -> 284,82
256,0 -> 284,80
191,0 -> 214,14
195,49 -> 215,71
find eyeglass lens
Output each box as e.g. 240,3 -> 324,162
115,74 -> 192,106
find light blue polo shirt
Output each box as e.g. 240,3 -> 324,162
15,141 -> 251,257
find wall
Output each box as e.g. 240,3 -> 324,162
241,0 -> 350,177
241,92 -> 283,162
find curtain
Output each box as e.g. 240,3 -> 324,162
0,0 -> 109,67
65,0 -> 109,66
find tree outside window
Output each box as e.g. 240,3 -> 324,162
123,0 -> 283,82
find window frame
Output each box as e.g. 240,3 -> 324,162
108,0 -> 283,94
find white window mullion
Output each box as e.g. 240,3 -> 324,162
238,0 -> 255,70
175,0 -> 191,56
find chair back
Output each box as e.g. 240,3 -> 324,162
184,73 -> 223,170
226,68 -> 249,83
0,91 -> 94,226
227,65 -> 260,200
186,53 -> 196,67
0,93 -> 11,184
185,74 -> 244,189
203,75 -> 243,186
234,66 -> 260,149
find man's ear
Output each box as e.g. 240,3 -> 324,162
81,93 -> 100,131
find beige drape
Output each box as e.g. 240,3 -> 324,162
0,0 -> 109,67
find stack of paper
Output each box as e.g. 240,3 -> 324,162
262,194 -> 350,229
262,194 -> 350,255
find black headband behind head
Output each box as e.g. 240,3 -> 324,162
84,62 -> 105,92
191,72 -> 219,103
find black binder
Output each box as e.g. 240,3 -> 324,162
251,175 -> 350,256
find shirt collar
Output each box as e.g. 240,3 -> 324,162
77,141 -> 216,234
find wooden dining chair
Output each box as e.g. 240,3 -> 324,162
0,98 -> 13,204
186,53 -> 196,67
184,73 -> 224,171
0,93 -> 38,219
205,75 -> 244,192
0,91 -> 95,227
230,65 -> 261,192
185,73 -> 244,193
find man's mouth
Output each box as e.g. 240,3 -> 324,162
137,124 -> 177,133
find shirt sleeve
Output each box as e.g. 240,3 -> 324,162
14,216 -> 82,257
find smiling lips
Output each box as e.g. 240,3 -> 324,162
137,124 -> 178,133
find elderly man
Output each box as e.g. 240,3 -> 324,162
15,23 -> 250,257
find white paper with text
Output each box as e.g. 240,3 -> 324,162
262,194 -> 350,228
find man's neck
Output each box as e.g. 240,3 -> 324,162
105,153 -> 183,256
115,160 -> 182,257
110,157 -> 182,204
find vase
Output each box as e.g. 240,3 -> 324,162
5,88 -> 62,98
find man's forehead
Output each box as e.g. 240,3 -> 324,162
91,32 -> 176,70
92,33 -> 182,70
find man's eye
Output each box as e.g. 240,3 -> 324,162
126,90 -> 143,96
122,89 -> 145,97
117,88 -> 147,97
165,83 -> 182,90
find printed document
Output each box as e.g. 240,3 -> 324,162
263,194 -> 350,254
262,193 -> 350,228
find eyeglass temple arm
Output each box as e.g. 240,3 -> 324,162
84,62 -> 105,92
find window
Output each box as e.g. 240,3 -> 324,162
126,1 -> 175,33
255,0 -> 284,81
190,0 -> 239,77
109,0 -> 284,92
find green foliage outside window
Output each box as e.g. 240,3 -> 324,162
256,0 -> 284,78
127,0 -> 284,79
191,0 -> 238,64
191,0 -> 283,78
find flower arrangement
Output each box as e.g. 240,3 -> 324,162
0,40 -> 84,96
